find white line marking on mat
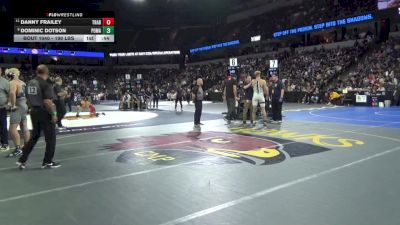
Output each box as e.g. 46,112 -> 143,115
309,110 -> 400,123
158,145 -> 400,225
0,158 -> 206,203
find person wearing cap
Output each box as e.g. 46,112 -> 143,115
0,68 -> 10,152
6,68 -> 30,157
17,64 -> 61,169
271,74 -> 285,124
53,77 -> 67,128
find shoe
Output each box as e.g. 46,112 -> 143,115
199,123 -> 204,125
0,144 -> 9,152
42,162 -> 62,169
102,112 -> 106,115
277,120 -> 282,124
7,149 -> 22,158
16,161 -> 26,170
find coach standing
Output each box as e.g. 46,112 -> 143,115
18,65 -> 61,169
0,68 -> 9,151
223,76 -> 238,124
192,78 -> 204,129
271,74 -> 284,124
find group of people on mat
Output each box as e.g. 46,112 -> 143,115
222,71 -> 285,127
119,85 -> 189,111
119,86 -> 161,111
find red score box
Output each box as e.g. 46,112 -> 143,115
102,18 -> 115,26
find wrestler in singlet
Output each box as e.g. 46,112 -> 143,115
7,68 -> 30,157
251,71 -> 269,127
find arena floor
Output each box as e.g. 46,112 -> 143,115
0,101 -> 399,225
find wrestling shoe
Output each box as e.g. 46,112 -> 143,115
7,148 -> 22,157
42,162 -> 62,169
0,144 -> 9,152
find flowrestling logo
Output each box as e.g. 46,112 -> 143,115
102,130 -> 364,166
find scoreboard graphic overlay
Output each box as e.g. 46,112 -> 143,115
14,12 -> 115,43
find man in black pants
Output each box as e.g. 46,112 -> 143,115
53,77 -> 67,129
0,68 -> 9,151
153,86 -> 160,109
64,86 -> 72,112
271,74 -> 285,124
175,86 -> 183,111
223,76 -> 238,124
192,78 -> 204,129
18,65 -> 61,169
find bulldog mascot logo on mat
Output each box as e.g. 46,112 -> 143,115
102,129 -> 364,166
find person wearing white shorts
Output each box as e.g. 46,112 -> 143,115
251,71 -> 269,127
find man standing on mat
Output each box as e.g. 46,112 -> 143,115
153,86 -> 160,109
271,74 -> 284,124
252,71 -> 269,127
53,77 -> 67,129
175,85 -> 183,111
192,78 -> 204,129
17,65 -> 61,169
64,86 -> 72,112
242,74 -> 254,125
223,76 -> 238,124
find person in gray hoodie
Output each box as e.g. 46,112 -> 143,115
0,68 -> 10,151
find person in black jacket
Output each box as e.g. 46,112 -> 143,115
53,77 -> 67,128
152,86 -> 160,109
192,78 -> 204,129
175,85 -> 183,111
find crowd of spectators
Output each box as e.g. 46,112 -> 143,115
340,37 -> 400,93
280,41 -> 369,94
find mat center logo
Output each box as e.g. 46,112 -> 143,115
102,130 -> 363,166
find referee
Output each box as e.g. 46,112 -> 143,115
17,65 -> 61,169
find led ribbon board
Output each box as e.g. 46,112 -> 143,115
0,47 -> 104,58
109,51 -> 180,57
273,13 -> 375,38
190,40 -> 240,54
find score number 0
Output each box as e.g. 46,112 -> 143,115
102,18 -> 115,26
